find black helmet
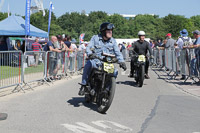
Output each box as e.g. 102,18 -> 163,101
100,22 -> 115,32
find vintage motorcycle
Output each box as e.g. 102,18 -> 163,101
83,52 -> 118,114
132,54 -> 146,87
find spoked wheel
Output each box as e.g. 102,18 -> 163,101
97,77 -> 116,114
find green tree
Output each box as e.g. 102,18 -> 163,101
0,12 -> 9,21
162,14 -> 194,39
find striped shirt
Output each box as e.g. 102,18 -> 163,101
31,42 -> 42,51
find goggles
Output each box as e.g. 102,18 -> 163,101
107,24 -> 115,30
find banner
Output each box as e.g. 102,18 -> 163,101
48,1 -> 53,40
79,33 -> 85,44
25,0 -> 31,36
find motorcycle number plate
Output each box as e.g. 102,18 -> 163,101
103,62 -> 114,73
138,55 -> 146,62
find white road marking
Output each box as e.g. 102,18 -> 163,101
92,120 -> 133,132
62,120 -> 133,133
62,122 -> 106,133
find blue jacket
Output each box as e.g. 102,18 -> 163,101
86,34 -> 124,63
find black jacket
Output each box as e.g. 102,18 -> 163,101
132,40 -> 153,57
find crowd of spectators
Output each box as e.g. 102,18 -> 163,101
43,35 -> 87,80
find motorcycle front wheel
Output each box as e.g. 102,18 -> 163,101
138,65 -> 145,87
97,77 -> 116,114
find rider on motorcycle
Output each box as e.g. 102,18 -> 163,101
129,31 -> 153,79
78,22 -> 127,95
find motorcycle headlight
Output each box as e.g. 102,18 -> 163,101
106,57 -> 112,62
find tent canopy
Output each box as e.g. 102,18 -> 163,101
0,15 -> 48,38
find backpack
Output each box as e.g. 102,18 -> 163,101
180,37 -> 190,47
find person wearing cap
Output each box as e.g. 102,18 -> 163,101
176,29 -> 192,80
78,22 -> 127,96
165,33 -> 176,49
189,30 -> 200,77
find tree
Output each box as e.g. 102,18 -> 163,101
162,14 -> 194,39
0,12 -> 8,21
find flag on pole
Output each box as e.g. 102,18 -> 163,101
79,33 -> 85,44
25,0 -> 31,36
48,1 -> 54,40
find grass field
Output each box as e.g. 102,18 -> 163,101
0,64 -> 44,79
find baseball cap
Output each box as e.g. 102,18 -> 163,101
192,30 -> 200,35
166,33 -> 171,37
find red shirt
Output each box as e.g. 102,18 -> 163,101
31,42 -> 42,51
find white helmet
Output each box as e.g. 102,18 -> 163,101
138,31 -> 146,36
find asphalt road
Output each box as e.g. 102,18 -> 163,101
0,63 -> 200,133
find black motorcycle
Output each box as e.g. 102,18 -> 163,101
83,53 -> 118,114
133,54 -> 146,87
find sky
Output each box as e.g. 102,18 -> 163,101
0,0 -> 199,18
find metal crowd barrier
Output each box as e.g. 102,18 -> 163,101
152,47 -> 200,83
0,50 -> 87,92
46,51 -> 63,82
0,51 -> 24,92
23,51 -> 47,88
46,50 -> 86,81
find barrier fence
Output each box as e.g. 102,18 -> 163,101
152,47 -> 200,83
0,51 -> 23,90
0,50 -> 86,92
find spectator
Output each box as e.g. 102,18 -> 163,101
31,38 -> 42,66
165,33 -> 175,49
158,39 -> 167,68
77,42 -> 86,70
20,41 -> 26,54
127,42 -> 132,50
189,30 -> 200,77
44,36 -> 61,79
57,35 -> 66,71
64,35 -> 72,49
176,29 -> 192,80
69,38 -> 77,72
149,40 -> 153,48
153,40 -> 160,49
158,39 -> 162,46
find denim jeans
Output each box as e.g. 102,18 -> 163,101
69,56 -> 75,71
190,58 -> 198,76
81,59 -> 118,85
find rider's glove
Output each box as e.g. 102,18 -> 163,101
119,62 -> 127,71
88,54 -> 97,59
150,55 -> 154,59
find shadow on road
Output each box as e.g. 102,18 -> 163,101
116,80 -> 146,87
67,97 -> 98,112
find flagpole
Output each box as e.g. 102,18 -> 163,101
25,0 -> 31,53
48,1 -> 53,41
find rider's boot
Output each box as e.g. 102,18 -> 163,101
78,83 -> 86,96
145,74 -> 150,79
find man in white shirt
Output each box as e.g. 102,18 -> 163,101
176,29 -> 192,80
